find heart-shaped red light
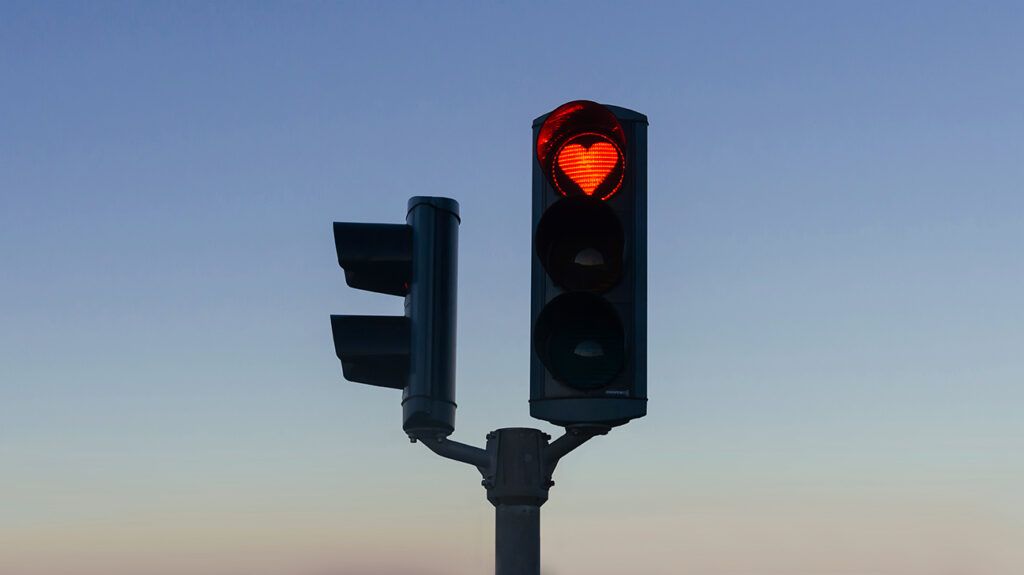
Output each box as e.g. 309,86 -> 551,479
556,140 -> 621,196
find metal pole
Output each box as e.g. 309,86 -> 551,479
495,504 -> 541,575
416,426 -> 607,575
486,428 -> 546,575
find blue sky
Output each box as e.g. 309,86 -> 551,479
2,2 -> 1023,574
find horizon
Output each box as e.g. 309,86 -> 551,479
2,2 -> 1023,574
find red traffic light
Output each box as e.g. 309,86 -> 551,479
536,101 -> 626,200
555,132 -> 623,198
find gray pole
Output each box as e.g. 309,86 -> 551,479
485,428 -> 547,575
495,504 -> 541,575
416,426 -> 605,575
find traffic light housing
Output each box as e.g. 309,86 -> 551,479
530,101 -> 648,427
331,197 -> 460,437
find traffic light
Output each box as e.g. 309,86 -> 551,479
331,197 -> 460,438
530,101 -> 648,427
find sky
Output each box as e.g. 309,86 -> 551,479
1,1 -> 1023,574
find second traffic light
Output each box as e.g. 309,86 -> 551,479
530,101 -> 648,428
331,197 -> 460,438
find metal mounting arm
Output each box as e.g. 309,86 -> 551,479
412,433 -> 489,473
544,425 -> 609,469
414,425 -> 610,575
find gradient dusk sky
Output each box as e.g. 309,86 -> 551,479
2,2 -> 1023,574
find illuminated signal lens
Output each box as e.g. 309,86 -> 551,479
553,133 -> 624,200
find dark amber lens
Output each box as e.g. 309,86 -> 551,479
535,197 -> 624,293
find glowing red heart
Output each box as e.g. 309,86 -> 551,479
557,141 -> 620,196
